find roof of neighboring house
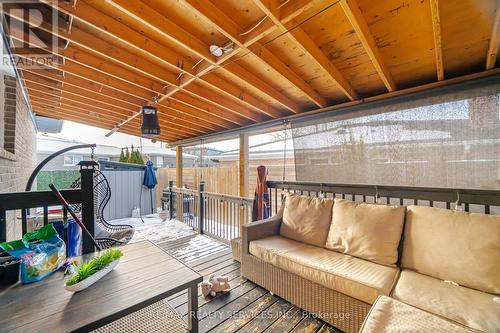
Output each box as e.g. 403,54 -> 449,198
37,136 -> 197,158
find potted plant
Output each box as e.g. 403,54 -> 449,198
64,248 -> 123,292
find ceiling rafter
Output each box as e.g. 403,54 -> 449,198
40,0 -> 286,121
31,99 -> 184,141
21,67 -> 232,134
15,49 -> 243,129
339,0 -> 396,92
429,0 -> 444,81
21,69 -> 225,133
13,12 -> 268,124
486,6 -> 500,70
25,84 -> 200,137
33,105 -> 183,141
182,0 -> 328,108
253,0 -> 359,101
104,0 -> 302,113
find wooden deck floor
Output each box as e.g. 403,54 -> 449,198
152,233 -> 342,333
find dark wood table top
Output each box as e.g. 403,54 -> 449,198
0,240 -> 202,333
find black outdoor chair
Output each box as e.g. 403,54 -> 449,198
70,170 -> 134,249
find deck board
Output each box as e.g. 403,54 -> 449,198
145,227 -> 342,333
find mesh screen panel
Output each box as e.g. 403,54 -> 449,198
292,82 -> 500,190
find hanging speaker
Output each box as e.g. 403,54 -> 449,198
141,105 -> 160,136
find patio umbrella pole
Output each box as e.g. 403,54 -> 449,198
49,184 -> 102,251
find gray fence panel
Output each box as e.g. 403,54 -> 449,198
102,170 -> 157,220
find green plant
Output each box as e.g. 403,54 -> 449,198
65,248 -> 123,286
119,149 -> 126,162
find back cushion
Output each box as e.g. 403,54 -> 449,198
325,199 -> 406,266
402,205 -> 500,294
280,194 -> 334,247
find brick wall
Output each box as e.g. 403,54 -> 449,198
0,74 -> 37,241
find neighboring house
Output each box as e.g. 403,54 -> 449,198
37,136 -> 198,170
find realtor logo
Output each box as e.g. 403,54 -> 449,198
1,0 -> 60,69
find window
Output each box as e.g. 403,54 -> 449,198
64,155 -> 83,166
156,156 -> 164,167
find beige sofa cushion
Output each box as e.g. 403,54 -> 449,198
392,270 -> 500,333
401,205 -> 500,294
249,235 -> 399,304
280,194 -> 334,247
325,199 -> 406,266
360,296 -> 477,333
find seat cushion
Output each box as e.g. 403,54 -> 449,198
279,194 -> 334,247
249,235 -> 399,304
325,199 -> 406,266
359,296 -> 477,333
392,270 -> 500,333
401,205 -> 500,294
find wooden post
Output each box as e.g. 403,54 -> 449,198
78,160 -> 98,254
175,146 -> 183,221
176,146 -> 183,187
239,133 -> 249,228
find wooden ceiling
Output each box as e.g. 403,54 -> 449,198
3,0 -> 500,143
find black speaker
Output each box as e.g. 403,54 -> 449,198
141,105 -> 160,136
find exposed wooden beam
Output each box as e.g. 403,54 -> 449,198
171,92 -> 251,127
33,106 -> 183,142
13,44 -> 158,101
41,0 -> 283,121
20,67 -> 145,107
486,6 -> 500,70
429,0 -> 444,81
5,5 -> 179,86
42,0 -> 308,135
17,51 -> 241,130
253,0 -> 359,101
26,85 -> 198,137
31,101 -> 185,141
182,0 -> 327,108
105,0 -> 302,113
176,146 -> 183,187
21,69 -> 224,133
339,0 -> 396,91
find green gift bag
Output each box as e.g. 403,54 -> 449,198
0,224 -> 66,283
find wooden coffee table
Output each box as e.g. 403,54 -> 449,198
0,240 -> 202,332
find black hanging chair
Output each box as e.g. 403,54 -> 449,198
69,170 -> 134,249
26,144 -> 134,250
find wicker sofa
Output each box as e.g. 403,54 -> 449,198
241,194 -> 500,333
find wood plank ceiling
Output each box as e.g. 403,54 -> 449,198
3,0 -> 500,143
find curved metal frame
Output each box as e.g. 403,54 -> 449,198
25,143 -> 96,191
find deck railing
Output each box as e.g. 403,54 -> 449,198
164,180 -> 500,244
162,181 -> 253,243
0,161 -> 98,254
267,180 -> 500,215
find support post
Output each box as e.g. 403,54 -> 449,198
176,146 -> 183,221
239,133 -> 249,227
176,146 -> 183,187
168,180 -> 174,220
78,160 -> 98,254
198,181 -> 205,234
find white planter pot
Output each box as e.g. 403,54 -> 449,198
64,259 -> 120,292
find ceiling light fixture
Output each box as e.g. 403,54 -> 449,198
209,42 -> 234,57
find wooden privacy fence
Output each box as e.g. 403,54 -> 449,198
156,165 -> 240,207
155,160 -> 296,206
